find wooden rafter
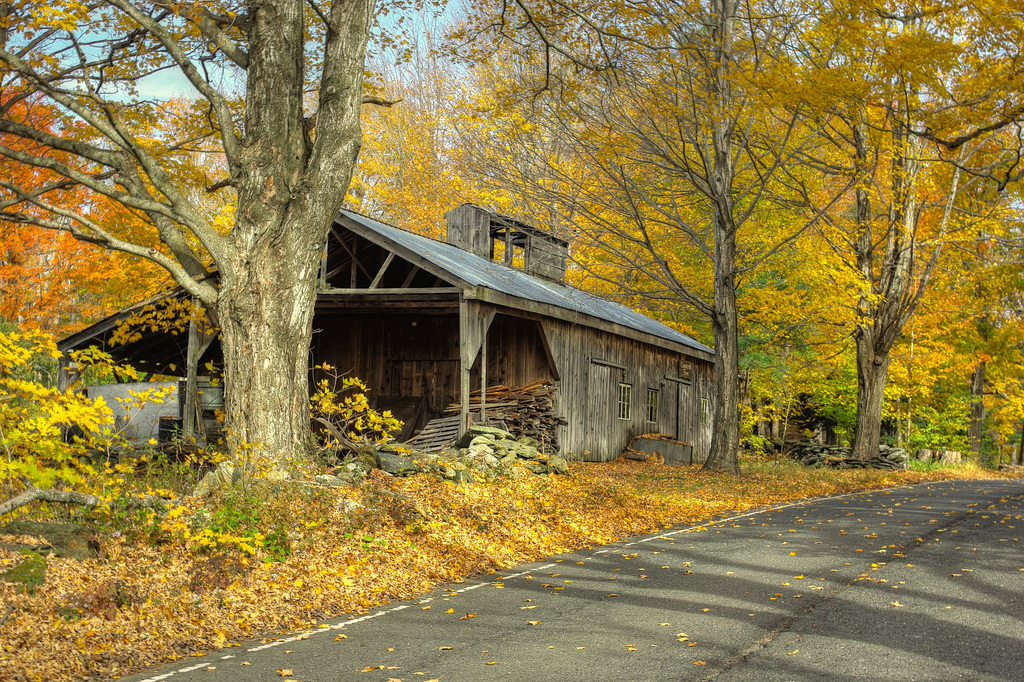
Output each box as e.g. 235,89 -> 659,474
369,252 -> 395,289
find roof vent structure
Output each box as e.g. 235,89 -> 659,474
444,203 -> 569,284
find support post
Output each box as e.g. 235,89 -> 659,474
183,303 -> 216,441
459,295 -> 472,436
57,355 -> 71,393
480,326 -> 487,424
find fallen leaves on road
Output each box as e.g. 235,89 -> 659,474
0,460 -> 1001,681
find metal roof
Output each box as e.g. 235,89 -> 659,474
339,209 -> 714,357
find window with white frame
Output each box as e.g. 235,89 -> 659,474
618,383 -> 632,420
646,388 -> 659,423
700,397 -> 710,425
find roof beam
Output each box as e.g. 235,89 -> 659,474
462,286 -> 714,362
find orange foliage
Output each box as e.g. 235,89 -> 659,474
0,98 -> 165,333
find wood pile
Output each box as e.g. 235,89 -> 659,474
444,380 -> 566,452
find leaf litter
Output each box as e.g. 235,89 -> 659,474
0,459 -> 996,680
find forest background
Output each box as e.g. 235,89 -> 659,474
2,0 -> 1023,465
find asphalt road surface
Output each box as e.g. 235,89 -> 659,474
126,479 -> 1024,682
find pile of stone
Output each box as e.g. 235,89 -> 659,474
789,442 -> 909,471
314,425 -> 569,487
913,448 -> 963,465
444,381 -> 566,453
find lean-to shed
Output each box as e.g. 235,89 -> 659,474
59,204 -> 715,462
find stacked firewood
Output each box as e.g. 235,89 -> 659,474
445,380 -> 566,452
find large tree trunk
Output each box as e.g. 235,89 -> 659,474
700,0 -> 741,475
968,361 -> 986,460
850,327 -> 891,460
210,0 -> 372,465
217,227 -> 327,466
704,279 -> 741,473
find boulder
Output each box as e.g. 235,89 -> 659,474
939,450 -> 962,465
512,442 -> 540,460
315,474 -> 344,487
467,443 -> 496,459
377,452 -> 420,477
454,426 -> 515,449
471,461 -> 497,479
548,455 -> 570,475
521,461 -> 550,475
451,469 -> 476,484
0,521 -> 104,560
518,435 -> 541,450
193,462 -> 240,496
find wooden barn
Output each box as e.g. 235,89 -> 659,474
59,204 -> 715,462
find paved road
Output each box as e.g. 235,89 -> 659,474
128,479 -> 1024,682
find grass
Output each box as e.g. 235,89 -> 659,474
0,455 -> 1016,682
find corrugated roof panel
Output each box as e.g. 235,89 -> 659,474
339,210 -> 714,356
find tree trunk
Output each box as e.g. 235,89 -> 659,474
850,328 -> 891,460
700,0 -> 741,475
968,361 -> 986,459
1016,421 -> 1024,466
704,283 -> 741,473
217,231 -> 326,466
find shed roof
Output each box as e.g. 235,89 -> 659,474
337,210 -> 714,357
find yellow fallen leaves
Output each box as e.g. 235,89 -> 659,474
0,459 -> 991,682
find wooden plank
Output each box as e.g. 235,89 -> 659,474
330,228 -> 372,279
320,287 -> 459,296
407,415 -> 461,452
459,295 -> 472,436
535,320 -> 561,381
337,215 -> 459,287
369,252 -> 395,289
182,310 -> 215,440
401,265 -> 421,288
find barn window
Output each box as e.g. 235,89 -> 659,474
700,397 -> 710,425
646,389 -> 659,423
618,383 -> 632,420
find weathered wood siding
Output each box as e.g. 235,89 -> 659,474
475,313 -> 556,388
312,313 -> 460,414
540,318 -> 714,462
312,306 -> 712,462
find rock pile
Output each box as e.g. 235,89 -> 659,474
314,425 -> 569,487
790,442 -> 909,471
914,448 -> 963,465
